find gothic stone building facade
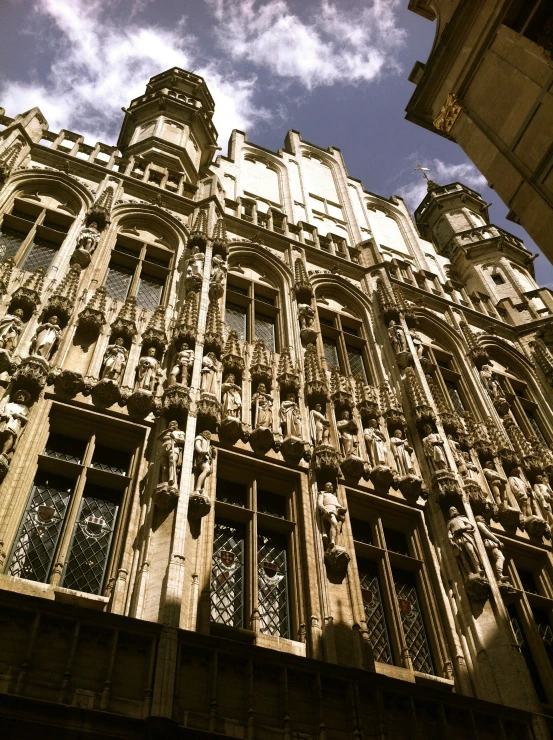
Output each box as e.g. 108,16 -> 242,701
0,69 -> 552,739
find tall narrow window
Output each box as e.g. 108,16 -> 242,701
211,521 -> 245,628
358,559 -> 392,664
393,569 -> 434,674
224,276 -> 280,349
318,306 -> 371,381
105,264 -> 133,302
254,313 -> 275,351
257,532 -> 289,638
346,345 -> 366,381
323,337 -> 340,370
225,302 -> 247,339
136,273 -> 164,311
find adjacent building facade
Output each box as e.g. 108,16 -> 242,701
406,0 -> 553,263
0,68 -> 552,738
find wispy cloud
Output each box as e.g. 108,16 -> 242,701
0,0 -> 265,147
393,157 -> 488,212
205,0 -> 406,89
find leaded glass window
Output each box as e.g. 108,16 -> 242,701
347,345 -> 366,380
254,313 -> 275,351
323,337 -> 339,370
525,409 -> 546,445
444,380 -> 465,414
257,533 -> 289,638
0,227 -> 25,261
136,273 -> 164,311
359,561 -> 392,664
225,302 -> 247,340
105,264 -> 133,301
8,474 -> 73,583
507,604 -> 547,702
393,569 -> 434,675
62,487 -> 119,595
22,237 -> 58,273
211,522 -> 245,628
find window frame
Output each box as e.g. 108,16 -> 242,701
317,306 -> 370,381
225,274 -> 280,351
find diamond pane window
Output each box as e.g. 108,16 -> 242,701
62,487 -> 119,595
211,522 -> 245,628
8,475 -> 73,583
136,273 -> 164,311
359,561 -> 392,664
323,337 -> 339,370
105,263 -> 133,301
444,380 -> 465,414
0,227 -> 25,261
347,345 -> 366,381
22,237 -> 58,273
393,569 -> 434,675
525,409 -> 547,445
254,313 -> 275,351
44,432 -> 86,464
225,302 -> 247,340
257,533 -> 289,638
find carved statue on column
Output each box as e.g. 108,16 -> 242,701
336,410 -> 359,457
200,352 -> 218,396
210,254 -> 227,286
479,364 -> 503,402
447,507 -> 489,599
280,392 -> 303,439
310,403 -> 330,446
187,246 -> 205,278
0,389 -> 31,465
390,429 -> 415,477
422,424 -> 448,472
158,420 -> 185,488
135,347 -> 162,393
169,342 -> 194,386
483,461 -> 508,509
30,315 -> 62,360
0,308 -> 24,352
317,482 -> 350,579
475,516 -> 510,583
252,383 -> 273,429
101,337 -> 128,383
533,475 -> 553,528
410,330 -> 424,359
221,374 -> 242,419
363,418 -> 387,467
388,320 -> 407,354
508,466 -> 533,518
298,303 -> 315,330
194,430 -> 216,492
76,221 -> 100,255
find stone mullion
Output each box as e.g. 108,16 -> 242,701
14,209 -> 42,269
379,538 -> 410,671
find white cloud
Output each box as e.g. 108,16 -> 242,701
205,0 -> 406,88
0,0 -> 266,148
394,158 -> 488,212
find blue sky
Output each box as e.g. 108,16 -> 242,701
2,0 -> 552,286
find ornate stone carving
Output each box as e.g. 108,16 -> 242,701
0,389 -> 31,479
355,376 -> 380,421
187,209 -> 209,250
380,382 -> 406,432
293,258 -> 313,303
200,352 -> 218,396
388,319 -> 411,368
298,303 -> 318,345
220,374 -> 243,444
405,369 -> 435,425
433,93 -> 463,135
169,343 -> 194,387
309,404 -> 330,447
475,516 -> 512,584
142,306 -> 167,353
277,346 -> 300,394
204,299 -> 223,354
162,383 -> 191,417
250,339 -> 273,387
30,315 -> 62,361
71,222 -> 100,267
377,278 -> 399,324
78,286 -> 107,334
135,347 -> 162,394
317,483 -> 350,581
111,296 -> 138,340
425,374 -> 463,435
54,369 -> 85,396
85,184 -> 114,230
155,420 -> 185,511
100,337 -> 128,384
432,469 -> 462,507
185,246 -> 204,292
330,367 -> 354,412
313,444 -> 341,477
304,343 -> 329,404
9,267 -> 45,319
422,424 -> 448,472
447,506 -> 490,601
197,395 -> 221,428
128,388 -> 157,417
0,258 -> 14,296
0,139 -> 23,184
458,322 -> 489,368
221,330 -> 244,376
479,364 -> 509,416
280,392 -> 302,439
464,413 -> 495,460
193,430 -> 215,497
211,216 -> 229,259
173,291 -> 198,347
209,254 -> 227,299
530,338 -> 553,385
92,377 -> 121,406
533,475 -> 553,529
12,355 -> 49,397
0,308 -> 24,354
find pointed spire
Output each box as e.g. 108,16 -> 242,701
211,216 -> 229,258
304,343 -> 329,403
404,367 -> 435,425
376,278 -> 399,323
188,208 -> 209,249
221,329 -> 245,375
459,321 -> 490,368
0,139 -> 23,182
204,297 -> 223,354
9,266 -> 45,318
503,417 -> 533,458
111,295 -> 138,340
293,258 -> 313,303
379,380 -> 405,431
464,412 -> 495,459
426,372 -> 463,435
0,258 -> 14,296
277,346 -> 300,393
354,375 -> 380,420
330,366 -> 354,411
142,305 -> 167,351
173,291 -> 199,347
44,263 -> 82,323
530,338 -> 553,385
250,338 -> 273,386
78,285 -> 107,333
486,417 -> 518,467
86,184 -> 114,229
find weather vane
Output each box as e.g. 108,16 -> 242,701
415,163 -> 431,181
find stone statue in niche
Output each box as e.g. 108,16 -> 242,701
76,221 -> 100,255
136,347 -> 162,393
169,343 -> 194,386
318,482 -> 347,551
410,330 -> 424,359
310,403 -> 330,446
390,429 -> 416,477
422,424 -> 448,472
388,320 -> 407,354
0,308 -> 24,353
210,254 -> 227,286
221,374 -> 242,419
363,419 -> 388,467
475,516 -> 510,583
447,507 -> 486,579
447,434 -> 470,478
483,460 -> 508,509
30,315 -> 62,360
252,382 -> 273,429
194,430 -> 216,493
200,352 -> 218,396
0,389 -> 31,459
298,303 -> 315,330
508,466 -> 533,518
479,364 -> 504,402
279,392 -> 303,439
533,475 -> 553,528
101,337 -> 128,383
336,410 -> 359,457
187,246 -> 204,278
158,420 -> 185,488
